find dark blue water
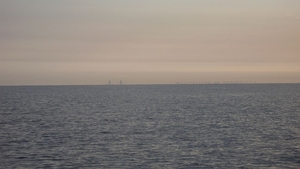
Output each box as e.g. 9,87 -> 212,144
1,84 -> 300,168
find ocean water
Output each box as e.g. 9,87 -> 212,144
0,84 -> 300,169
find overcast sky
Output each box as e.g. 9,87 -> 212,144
1,0 -> 299,85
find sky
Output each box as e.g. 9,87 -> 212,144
1,0 -> 300,85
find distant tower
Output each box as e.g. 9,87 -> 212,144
109,80 -> 111,85
120,80 -> 122,85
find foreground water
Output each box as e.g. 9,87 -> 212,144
0,84 -> 300,168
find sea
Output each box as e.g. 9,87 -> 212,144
0,84 -> 300,169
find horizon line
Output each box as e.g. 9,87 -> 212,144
1,82 -> 300,87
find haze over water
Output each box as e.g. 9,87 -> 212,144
1,1 -> 300,168
1,0 -> 300,85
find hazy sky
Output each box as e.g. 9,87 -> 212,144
1,0 -> 299,85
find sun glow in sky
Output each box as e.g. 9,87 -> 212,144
1,0 -> 300,85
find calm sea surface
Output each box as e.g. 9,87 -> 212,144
1,84 -> 300,168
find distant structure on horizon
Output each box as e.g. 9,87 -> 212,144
176,81 -> 257,85
107,80 -> 123,85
